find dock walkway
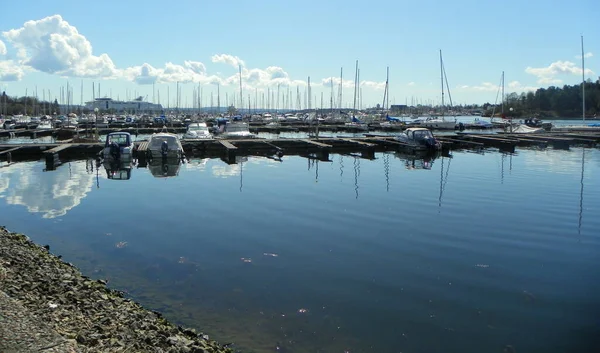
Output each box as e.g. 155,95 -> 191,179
0,132 -> 598,167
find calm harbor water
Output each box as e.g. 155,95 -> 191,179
1,146 -> 599,353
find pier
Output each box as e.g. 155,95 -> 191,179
1,130 -> 599,170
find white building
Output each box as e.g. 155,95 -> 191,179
85,97 -> 163,112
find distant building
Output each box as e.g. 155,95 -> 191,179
390,104 -> 408,112
85,97 -> 162,112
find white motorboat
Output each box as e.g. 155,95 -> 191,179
103,132 -> 134,162
218,122 -> 257,139
183,122 -> 212,139
417,117 -> 456,130
36,120 -> 53,131
395,127 -> 442,151
506,124 -> 545,134
147,132 -> 184,160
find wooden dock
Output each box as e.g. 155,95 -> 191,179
1,131 -> 598,168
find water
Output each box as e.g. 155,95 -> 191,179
1,147 -> 599,353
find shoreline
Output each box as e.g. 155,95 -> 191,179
0,226 -> 234,353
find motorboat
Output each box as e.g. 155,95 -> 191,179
147,132 -> 184,160
103,132 -> 134,162
523,117 -> 552,131
183,122 -> 212,139
415,117 -> 456,130
36,120 -> 53,131
505,124 -> 545,134
395,127 -> 442,151
217,121 -> 257,139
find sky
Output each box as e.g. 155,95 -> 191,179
0,0 -> 599,110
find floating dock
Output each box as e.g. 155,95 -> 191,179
1,131 -> 599,170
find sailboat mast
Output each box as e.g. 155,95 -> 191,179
238,64 -> 243,115
382,66 -> 389,111
330,76 -> 334,112
581,35 -> 585,123
440,50 -> 444,117
353,60 -> 358,117
501,71 -> 505,116
339,67 -> 343,110
386,66 -> 389,111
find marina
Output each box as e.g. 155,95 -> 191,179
1,6 -> 599,353
1,127 -> 599,169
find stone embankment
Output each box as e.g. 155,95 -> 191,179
0,227 -> 234,353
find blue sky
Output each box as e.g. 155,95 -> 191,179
0,0 -> 598,109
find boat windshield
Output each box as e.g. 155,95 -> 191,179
189,124 -> 209,133
150,135 -> 179,148
226,123 -> 249,133
413,130 -> 433,139
107,134 -> 130,146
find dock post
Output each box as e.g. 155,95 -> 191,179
45,153 -> 59,171
361,148 -> 375,160
318,148 -> 329,161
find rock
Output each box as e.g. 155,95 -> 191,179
0,228 -> 235,353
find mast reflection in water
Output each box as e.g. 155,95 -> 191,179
0,149 -> 598,353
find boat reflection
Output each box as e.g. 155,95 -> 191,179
393,150 -> 442,170
102,160 -> 133,180
148,160 -> 182,178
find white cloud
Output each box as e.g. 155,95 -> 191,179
525,60 -> 594,84
2,14 -> 117,78
407,82 -> 415,86
507,81 -> 537,92
224,66 -> 306,90
575,52 -> 593,59
122,62 -> 223,85
458,82 -> 498,92
184,60 -> 206,74
0,14 -> 388,97
211,54 -> 245,68
360,80 -> 386,90
0,39 -> 6,55
0,60 -> 25,81
320,77 -> 356,88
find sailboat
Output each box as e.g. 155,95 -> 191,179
552,35 -> 600,132
344,60 -> 368,131
419,51 -> 457,130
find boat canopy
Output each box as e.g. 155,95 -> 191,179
188,123 -> 209,131
149,134 -> 180,149
105,132 -> 132,147
226,122 -> 249,132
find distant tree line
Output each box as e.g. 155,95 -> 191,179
0,91 -> 61,116
482,80 -> 600,118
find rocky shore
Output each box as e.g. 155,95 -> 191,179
0,227 -> 235,353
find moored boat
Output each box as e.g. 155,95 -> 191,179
102,132 -> 134,162
395,127 -> 442,151
217,121 -> 257,139
147,132 -> 184,160
183,122 -> 212,139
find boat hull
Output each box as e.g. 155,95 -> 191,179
418,120 -> 456,130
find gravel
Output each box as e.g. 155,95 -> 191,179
0,226 -> 235,353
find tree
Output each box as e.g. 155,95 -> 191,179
52,99 -> 60,114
